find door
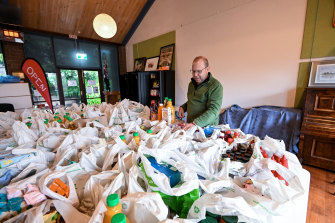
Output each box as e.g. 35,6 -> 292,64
60,69 -> 104,106
83,70 -> 103,105
60,69 -> 82,107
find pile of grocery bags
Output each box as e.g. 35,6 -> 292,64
0,99 -> 307,223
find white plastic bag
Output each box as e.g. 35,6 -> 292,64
79,170 -> 120,215
38,170 -> 79,206
12,121 -> 38,145
138,148 -> 199,196
89,172 -> 126,223
120,192 -> 168,223
188,193 -> 260,222
4,200 -> 90,223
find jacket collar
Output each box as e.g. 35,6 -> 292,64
191,72 -> 212,89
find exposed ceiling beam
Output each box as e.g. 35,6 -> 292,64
122,0 -> 155,46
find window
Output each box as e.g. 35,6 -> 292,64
24,33 -> 59,107
100,44 -> 120,91
24,33 -> 56,73
30,72 -> 61,108
53,37 -> 100,69
23,33 -> 119,107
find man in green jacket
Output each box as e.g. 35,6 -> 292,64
179,56 -> 223,130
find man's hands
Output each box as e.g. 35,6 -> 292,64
179,107 -> 185,118
183,122 -> 195,130
179,107 -> 196,130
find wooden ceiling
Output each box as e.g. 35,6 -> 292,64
8,0 -> 148,44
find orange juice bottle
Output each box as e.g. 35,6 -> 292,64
112,213 -> 131,223
63,115 -> 69,125
57,119 -> 64,128
162,107 -> 171,125
103,194 -> 122,223
167,99 -> 175,124
44,119 -> 49,128
163,97 -> 168,107
147,129 -> 152,135
67,117 -> 76,130
133,132 -> 140,146
158,103 -> 163,121
27,117 -> 32,128
26,122 -> 32,128
120,135 -> 127,143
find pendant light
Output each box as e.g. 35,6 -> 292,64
93,1 -> 117,39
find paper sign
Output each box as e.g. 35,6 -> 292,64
88,80 -> 96,86
86,87 -> 93,94
34,90 -> 41,97
68,80 -> 77,87
93,87 -> 99,93
21,58 -> 53,112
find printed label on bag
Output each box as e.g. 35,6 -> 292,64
194,206 -> 200,213
253,200 -> 276,215
121,201 -> 129,211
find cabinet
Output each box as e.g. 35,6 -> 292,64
299,88 -> 335,171
119,70 -> 175,107
0,82 -> 33,114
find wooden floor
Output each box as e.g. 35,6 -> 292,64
303,165 -> 335,223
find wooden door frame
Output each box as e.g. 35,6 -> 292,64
57,68 -> 104,106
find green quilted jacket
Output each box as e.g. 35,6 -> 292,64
181,73 -> 223,127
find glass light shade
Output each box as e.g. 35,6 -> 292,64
93,13 -> 117,39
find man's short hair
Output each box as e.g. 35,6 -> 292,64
193,56 -> 209,67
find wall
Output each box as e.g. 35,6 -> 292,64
2,41 -> 25,75
126,0 -> 307,109
294,0 -> 335,108
300,0 -> 335,59
132,31 -> 175,70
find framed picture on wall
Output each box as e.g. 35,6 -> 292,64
309,60 -> 335,87
144,56 -> 159,71
134,57 -> 146,72
158,44 -> 174,70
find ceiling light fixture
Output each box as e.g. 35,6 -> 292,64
93,13 -> 117,39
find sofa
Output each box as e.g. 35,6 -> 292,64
219,105 -> 302,155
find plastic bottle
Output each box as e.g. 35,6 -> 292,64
57,119 -> 64,128
158,103 -> 163,121
162,106 -> 171,125
103,194 -> 122,223
79,109 -> 84,118
221,154 -> 231,179
111,213 -> 131,223
150,100 -> 158,121
147,129 -> 152,135
133,132 -> 140,146
63,115 -> 69,125
26,123 -> 32,128
67,117 -> 76,130
54,113 -> 60,121
44,119 -> 49,128
163,97 -> 168,107
120,135 -> 127,143
167,99 -> 175,124
27,117 -> 32,128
